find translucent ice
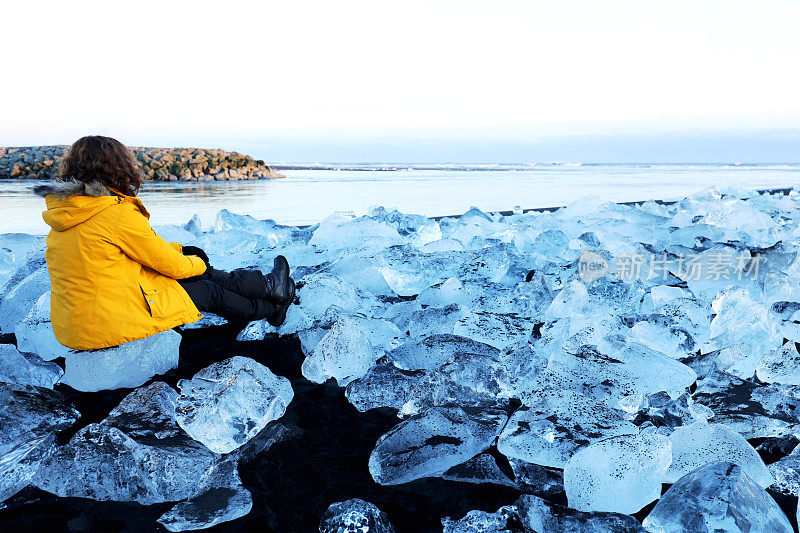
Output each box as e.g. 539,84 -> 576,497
0,343 -> 62,389
35,382 -> 219,504
564,433 -> 672,514
310,213 -> 406,254
388,334 -> 500,372
0,261 -> 49,333
0,382 -> 78,503
516,494 -> 646,533
175,356 -> 294,454
691,370 -> 800,438
13,291 -> 70,361
498,389 -> 637,468
369,406 -> 507,485
301,317 -> 377,386
318,498 -> 396,533
344,364 -> 419,412
665,420 -> 773,487
157,459 -> 253,532
441,505 -> 517,533
441,453 -> 516,488
643,461 -> 792,533
453,310 -> 533,350
60,329 -> 181,392
757,341 -> 800,385
538,337 -> 697,414
768,450 -> 800,496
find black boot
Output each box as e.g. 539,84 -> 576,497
267,277 -> 295,327
264,255 -> 292,304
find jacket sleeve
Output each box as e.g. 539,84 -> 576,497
113,205 -> 207,279
169,242 -> 183,253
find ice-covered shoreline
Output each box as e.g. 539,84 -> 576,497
3,185 -> 800,531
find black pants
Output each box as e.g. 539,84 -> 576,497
178,267 -> 276,321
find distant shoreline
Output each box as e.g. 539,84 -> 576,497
0,146 -> 285,181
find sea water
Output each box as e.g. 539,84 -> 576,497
1,163 -> 797,234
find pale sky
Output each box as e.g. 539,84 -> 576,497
2,0 -> 799,162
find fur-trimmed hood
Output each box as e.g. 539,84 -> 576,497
35,178 -> 149,231
33,178 -> 112,200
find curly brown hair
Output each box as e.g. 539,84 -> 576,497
58,136 -> 143,196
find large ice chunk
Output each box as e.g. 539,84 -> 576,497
564,433 -> 672,514
691,370 -> 800,438
0,344 -> 62,389
157,459 -> 253,532
0,261 -> 49,333
441,505 -> 517,533
175,356 -> 294,454
60,329 -> 181,392
498,389 -> 637,468
310,213 -> 406,254
301,317 -> 377,386
35,382 -> 219,504
643,461 -> 792,533
0,383 -> 78,503
536,338 -> 697,414
369,406 -> 507,485
453,311 -> 533,350
516,494 -> 646,533
318,498 -> 396,533
13,291 -> 70,361
665,420 -> 773,487
388,334 -> 499,372
345,364 -> 419,412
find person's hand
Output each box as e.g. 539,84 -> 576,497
181,245 -> 210,267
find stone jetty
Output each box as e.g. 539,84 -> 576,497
0,145 -> 285,181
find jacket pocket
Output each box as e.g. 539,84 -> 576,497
139,281 -> 168,318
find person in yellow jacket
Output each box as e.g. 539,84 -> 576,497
34,135 -> 295,351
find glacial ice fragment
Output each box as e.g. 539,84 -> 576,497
0,382 -> 78,503
60,328 -> 181,392
0,343 -> 62,389
453,310 -> 533,350
369,406 -> 507,485
175,356 -> 294,454
388,334 -> 499,372
13,291 -> 70,361
516,494 -> 645,533
564,433 -> 672,514
35,382 -> 218,504
441,505 -> 517,533
157,459 -> 253,532
319,498 -> 396,533
643,461 -> 792,533
0,262 -> 49,333
665,420 -> 773,487
301,317 -> 377,386
498,389 -> 637,468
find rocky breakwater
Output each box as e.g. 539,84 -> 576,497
0,145 -> 285,181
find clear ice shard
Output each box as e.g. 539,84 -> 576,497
564,433 -> 672,514
60,328 -> 181,392
643,461 -> 792,533
0,262 -> 49,333
34,382 -> 219,504
318,498 -> 396,533
516,494 -> 646,533
452,310 -> 533,350
388,334 -> 500,372
13,291 -> 70,361
157,459 -> 253,532
441,505 -> 517,533
0,382 -> 78,503
175,356 -> 294,454
301,317 -> 377,386
441,453 -> 516,488
369,406 -> 508,485
0,343 -> 63,389
497,389 -> 637,468
665,420 -> 773,487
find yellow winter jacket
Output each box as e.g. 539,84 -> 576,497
35,179 -> 207,350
